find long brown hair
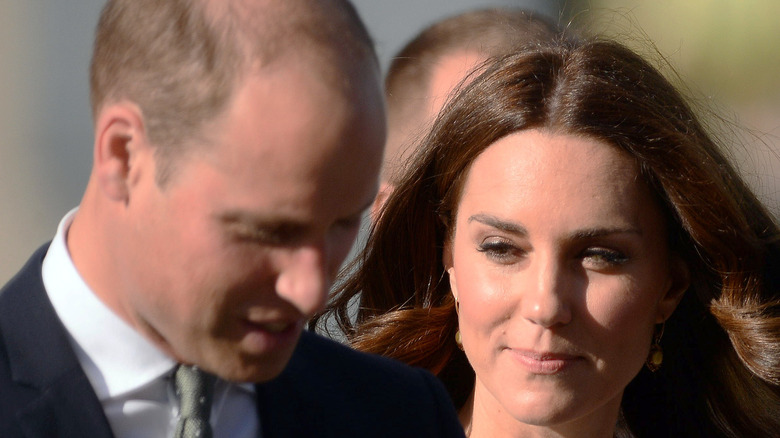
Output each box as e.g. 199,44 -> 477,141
312,38 -> 780,436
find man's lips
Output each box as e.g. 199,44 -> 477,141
239,318 -> 303,354
252,321 -> 295,333
244,319 -> 300,334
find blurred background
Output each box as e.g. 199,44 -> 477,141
1,0 -> 778,284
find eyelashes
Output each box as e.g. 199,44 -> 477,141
477,239 -> 524,264
580,248 -> 629,269
582,248 -> 628,262
476,238 -> 630,269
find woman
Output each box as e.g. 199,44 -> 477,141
312,38 -> 780,436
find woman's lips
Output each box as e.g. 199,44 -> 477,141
508,349 -> 583,375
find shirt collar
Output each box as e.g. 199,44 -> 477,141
42,208 -> 177,401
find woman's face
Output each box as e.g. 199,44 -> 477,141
446,129 -> 686,432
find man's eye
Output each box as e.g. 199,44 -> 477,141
231,230 -> 274,244
226,224 -> 289,246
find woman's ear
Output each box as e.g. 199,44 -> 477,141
443,240 -> 458,300
93,102 -> 150,203
443,238 -> 453,271
657,255 -> 690,323
448,267 -> 459,302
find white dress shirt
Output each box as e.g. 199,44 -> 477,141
42,209 -> 259,438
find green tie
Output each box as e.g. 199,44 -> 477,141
174,365 -> 216,438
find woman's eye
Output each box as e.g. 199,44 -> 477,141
477,238 -> 523,264
581,248 -> 629,269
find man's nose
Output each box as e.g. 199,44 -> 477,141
275,244 -> 329,318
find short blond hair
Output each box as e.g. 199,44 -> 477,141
90,0 -> 376,183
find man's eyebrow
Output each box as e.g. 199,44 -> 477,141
468,214 -> 527,235
216,212 -> 308,241
215,196 -> 376,233
218,211 -> 305,227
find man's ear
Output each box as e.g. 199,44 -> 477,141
93,102 -> 150,202
657,255 -> 690,323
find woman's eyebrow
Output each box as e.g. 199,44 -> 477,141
468,213 -> 527,235
468,213 -> 643,240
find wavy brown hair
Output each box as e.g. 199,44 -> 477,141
311,37 -> 780,437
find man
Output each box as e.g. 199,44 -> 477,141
373,8 -> 561,215
0,0 -> 464,436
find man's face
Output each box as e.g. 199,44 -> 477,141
117,58 -> 385,382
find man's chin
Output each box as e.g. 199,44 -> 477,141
228,357 -> 294,383
214,337 -> 301,383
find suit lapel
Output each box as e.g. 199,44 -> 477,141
255,354 -> 302,436
0,244 -> 115,438
255,332 -> 318,437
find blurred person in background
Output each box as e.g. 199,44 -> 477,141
372,7 -> 563,214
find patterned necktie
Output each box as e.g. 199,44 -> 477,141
174,365 -> 217,438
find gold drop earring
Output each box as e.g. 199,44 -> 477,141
646,321 -> 665,372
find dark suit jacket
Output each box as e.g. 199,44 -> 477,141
0,245 -> 465,437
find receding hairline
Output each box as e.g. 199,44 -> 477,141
207,0 -> 377,66
206,0 -> 383,123
91,0 -> 378,118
